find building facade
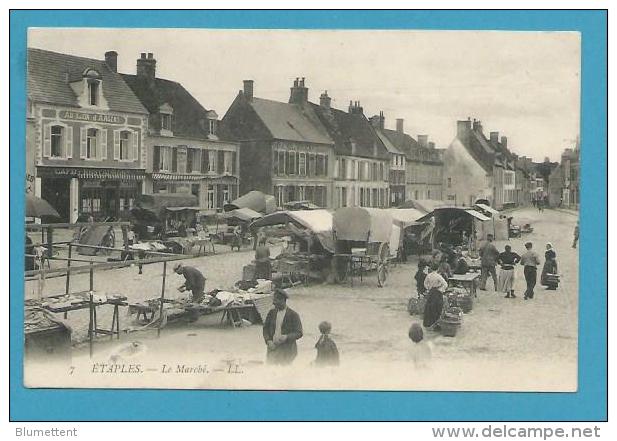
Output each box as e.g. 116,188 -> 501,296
221,79 -> 336,208
312,98 -> 390,209
122,53 -> 240,209
373,117 -> 444,204
548,145 -> 579,209
444,118 -> 525,209
27,48 -> 149,222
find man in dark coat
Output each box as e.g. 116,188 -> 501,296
478,234 -> 499,291
174,263 -> 206,303
263,289 -> 303,365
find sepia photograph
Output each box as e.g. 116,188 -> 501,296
22,28 -> 581,392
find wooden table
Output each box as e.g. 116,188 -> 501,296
448,273 -> 480,298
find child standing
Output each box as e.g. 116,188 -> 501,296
314,321 -> 340,367
408,323 -> 432,368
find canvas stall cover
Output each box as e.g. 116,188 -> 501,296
333,207 -> 392,243
386,208 -> 426,257
224,191 -> 277,214
223,207 -> 263,223
249,209 -> 335,253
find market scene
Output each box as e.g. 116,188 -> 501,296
23,34 -> 580,391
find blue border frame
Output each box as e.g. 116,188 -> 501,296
9,10 -> 607,421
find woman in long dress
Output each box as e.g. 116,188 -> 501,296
423,264 -> 448,329
541,243 -> 559,290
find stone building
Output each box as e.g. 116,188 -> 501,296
548,144 -> 580,209
221,78 -> 335,208
444,118 -> 521,209
121,53 -> 240,209
27,48 -> 149,222
372,116 -> 444,204
311,98 -> 390,208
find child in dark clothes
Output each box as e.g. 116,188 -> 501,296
414,260 -> 428,296
314,321 -> 339,367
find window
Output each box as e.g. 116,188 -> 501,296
339,158 -> 346,180
447,177 -> 452,188
288,151 -> 297,175
161,114 -> 172,131
222,185 -> 230,204
208,119 -> 216,135
51,125 -> 64,157
372,163 -> 377,181
341,187 -> 347,207
186,148 -> 194,173
299,153 -> 306,176
86,128 -> 98,159
207,185 -> 215,209
119,131 -> 131,160
224,151 -> 233,173
208,150 -> 217,173
316,155 -> 324,176
278,151 -> 286,175
308,153 -> 316,177
88,81 -> 99,106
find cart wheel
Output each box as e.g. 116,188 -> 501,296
377,263 -> 388,287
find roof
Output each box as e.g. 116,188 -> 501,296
122,74 -> 214,139
375,130 -> 403,155
247,97 -> 333,145
310,104 -> 390,160
474,203 -> 500,216
379,128 -> 418,158
27,48 -> 147,115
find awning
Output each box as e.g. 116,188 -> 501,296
165,206 -> 201,212
151,173 -> 203,181
223,207 -> 263,222
475,203 -> 500,216
386,208 -> 426,227
466,209 -> 491,221
37,166 -> 145,181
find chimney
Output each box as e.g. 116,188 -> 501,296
104,51 -> 118,73
243,80 -> 254,101
289,77 -> 308,104
490,132 -> 499,144
319,90 -> 331,109
370,111 -> 385,129
457,119 -> 472,140
396,118 -> 404,133
348,100 -> 363,115
428,141 -> 435,149
417,135 -> 429,148
501,136 -> 508,148
136,52 -> 156,82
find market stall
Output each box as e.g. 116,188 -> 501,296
248,209 -> 334,284
474,203 -> 509,241
386,208 -> 427,259
131,193 -> 200,241
332,207 -> 393,287
417,207 -> 491,253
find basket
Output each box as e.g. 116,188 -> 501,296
456,295 -> 473,313
439,319 -> 461,337
407,297 -> 426,316
242,264 -> 256,281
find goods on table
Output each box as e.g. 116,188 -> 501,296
25,300 -> 72,361
447,287 -> 473,313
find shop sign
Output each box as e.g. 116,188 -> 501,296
59,110 -> 126,125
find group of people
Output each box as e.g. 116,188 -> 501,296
478,234 -> 559,299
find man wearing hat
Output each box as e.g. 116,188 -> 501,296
262,289 -> 303,365
174,263 -> 206,303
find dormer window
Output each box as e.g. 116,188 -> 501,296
208,119 -> 215,135
159,103 -> 174,136
161,114 -> 172,131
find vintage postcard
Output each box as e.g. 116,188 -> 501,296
23,28 -> 581,392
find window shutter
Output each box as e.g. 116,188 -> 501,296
113,130 -> 120,160
80,127 -> 87,158
65,126 -> 73,159
100,128 -> 107,160
231,151 -> 237,174
217,150 -> 224,173
172,148 -> 178,173
43,124 -> 51,157
131,131 -> 139,162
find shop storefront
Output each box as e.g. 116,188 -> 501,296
37,167 -> 145,222
150,173 -> 239,210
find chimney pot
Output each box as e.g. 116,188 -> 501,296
147,52 -> 153,59
289,77 -> 308,104
136,52 -> 156,81
501,136 -> 508,148
490,132 -> 499,144
104,51 -> 118,73
319,91 -> 331,109
140,52 -> 146,59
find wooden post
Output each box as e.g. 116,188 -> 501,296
65,243 -> 72,296
89,261 -> 94,292
122,225 -> 129,252
47,227 -> 53,256
88,290 -> 94,358
157,261 -> 167,338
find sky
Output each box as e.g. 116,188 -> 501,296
28,28 -> 581,162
